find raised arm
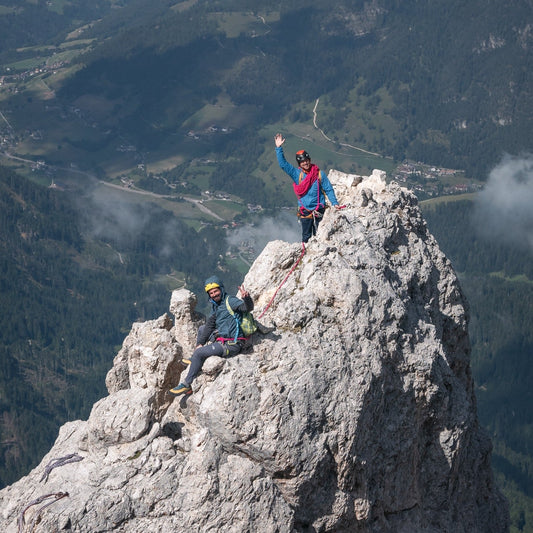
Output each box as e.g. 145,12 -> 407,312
274,133 -> 300,182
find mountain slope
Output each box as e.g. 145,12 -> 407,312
0,170 -> 509,532
52,0 -> 532,179
2,0 -> 531,196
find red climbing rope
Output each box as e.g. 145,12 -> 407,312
257,242 -> 306,319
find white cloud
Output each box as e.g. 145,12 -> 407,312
473,153 -> 533,251
83,186 -> 152,243
226,210 -> 301,256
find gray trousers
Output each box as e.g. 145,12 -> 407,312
185,341 -> 242,385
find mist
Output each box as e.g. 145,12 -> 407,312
82,186 -> 153,244
80,185 -> 181,254
473,153 -> 533,251
226,210 -> 301,258
75,182 -> 197,278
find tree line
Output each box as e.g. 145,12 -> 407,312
422,199 -> 533,533
0,164 -> 238,487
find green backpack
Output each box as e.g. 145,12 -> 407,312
225,296 -> 258,338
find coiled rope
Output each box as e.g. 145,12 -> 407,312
18,492 -> 69,533
40,453 -> 84,483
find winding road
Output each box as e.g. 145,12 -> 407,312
312,98 -> 381,157
0,151 -> 224,221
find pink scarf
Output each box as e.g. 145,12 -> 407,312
292,164 -> 320,198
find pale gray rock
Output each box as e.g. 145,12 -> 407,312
86,388 -> 155,450
0,170 -> 508,533
105,312 -> 184,415
169,288 -> 205,354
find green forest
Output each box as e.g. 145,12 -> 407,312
422,200 -> 533,533
0,164 -> 243,486
49,0 -> 530,181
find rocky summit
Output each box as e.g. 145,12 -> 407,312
0,170 -> 509,532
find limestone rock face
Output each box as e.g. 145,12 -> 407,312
0,170 -> 509,532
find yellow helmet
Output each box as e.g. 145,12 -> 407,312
204,276 -> 223,293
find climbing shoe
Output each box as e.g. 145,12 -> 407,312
181,358 -> 191,365
169,383 -> 192,396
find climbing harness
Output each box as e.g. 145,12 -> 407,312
213,338 -> 240,356
216,337 -> 247,343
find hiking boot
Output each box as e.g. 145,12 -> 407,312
169,383 -> 192,396
181,358 -> 191,365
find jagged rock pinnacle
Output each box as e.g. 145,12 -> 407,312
0,170 -> 509,532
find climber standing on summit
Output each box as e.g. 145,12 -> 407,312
275,133 -> 341,243
169,276 -> 254,396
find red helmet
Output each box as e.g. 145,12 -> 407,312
295,150 -> 311,164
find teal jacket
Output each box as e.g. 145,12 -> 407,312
199,276 -> 253,341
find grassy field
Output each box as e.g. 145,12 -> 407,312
489,271 -> 533,285
205,199 -> 246,219
154,270 -> 187,291
145,155 -> 186,175
209,10 -> 279,39
46,0 -> 69,15
225,255 -> 252,276
420,193 -> 478,208
260,122 -> 396,177
0,5 -> 16,14
181,94 -> 260,131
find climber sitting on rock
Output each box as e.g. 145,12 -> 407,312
274,133 -> 342,243
169,276 -> 254,396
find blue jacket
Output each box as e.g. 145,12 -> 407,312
199,276 -> 254,342
276,146 -> 339,212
